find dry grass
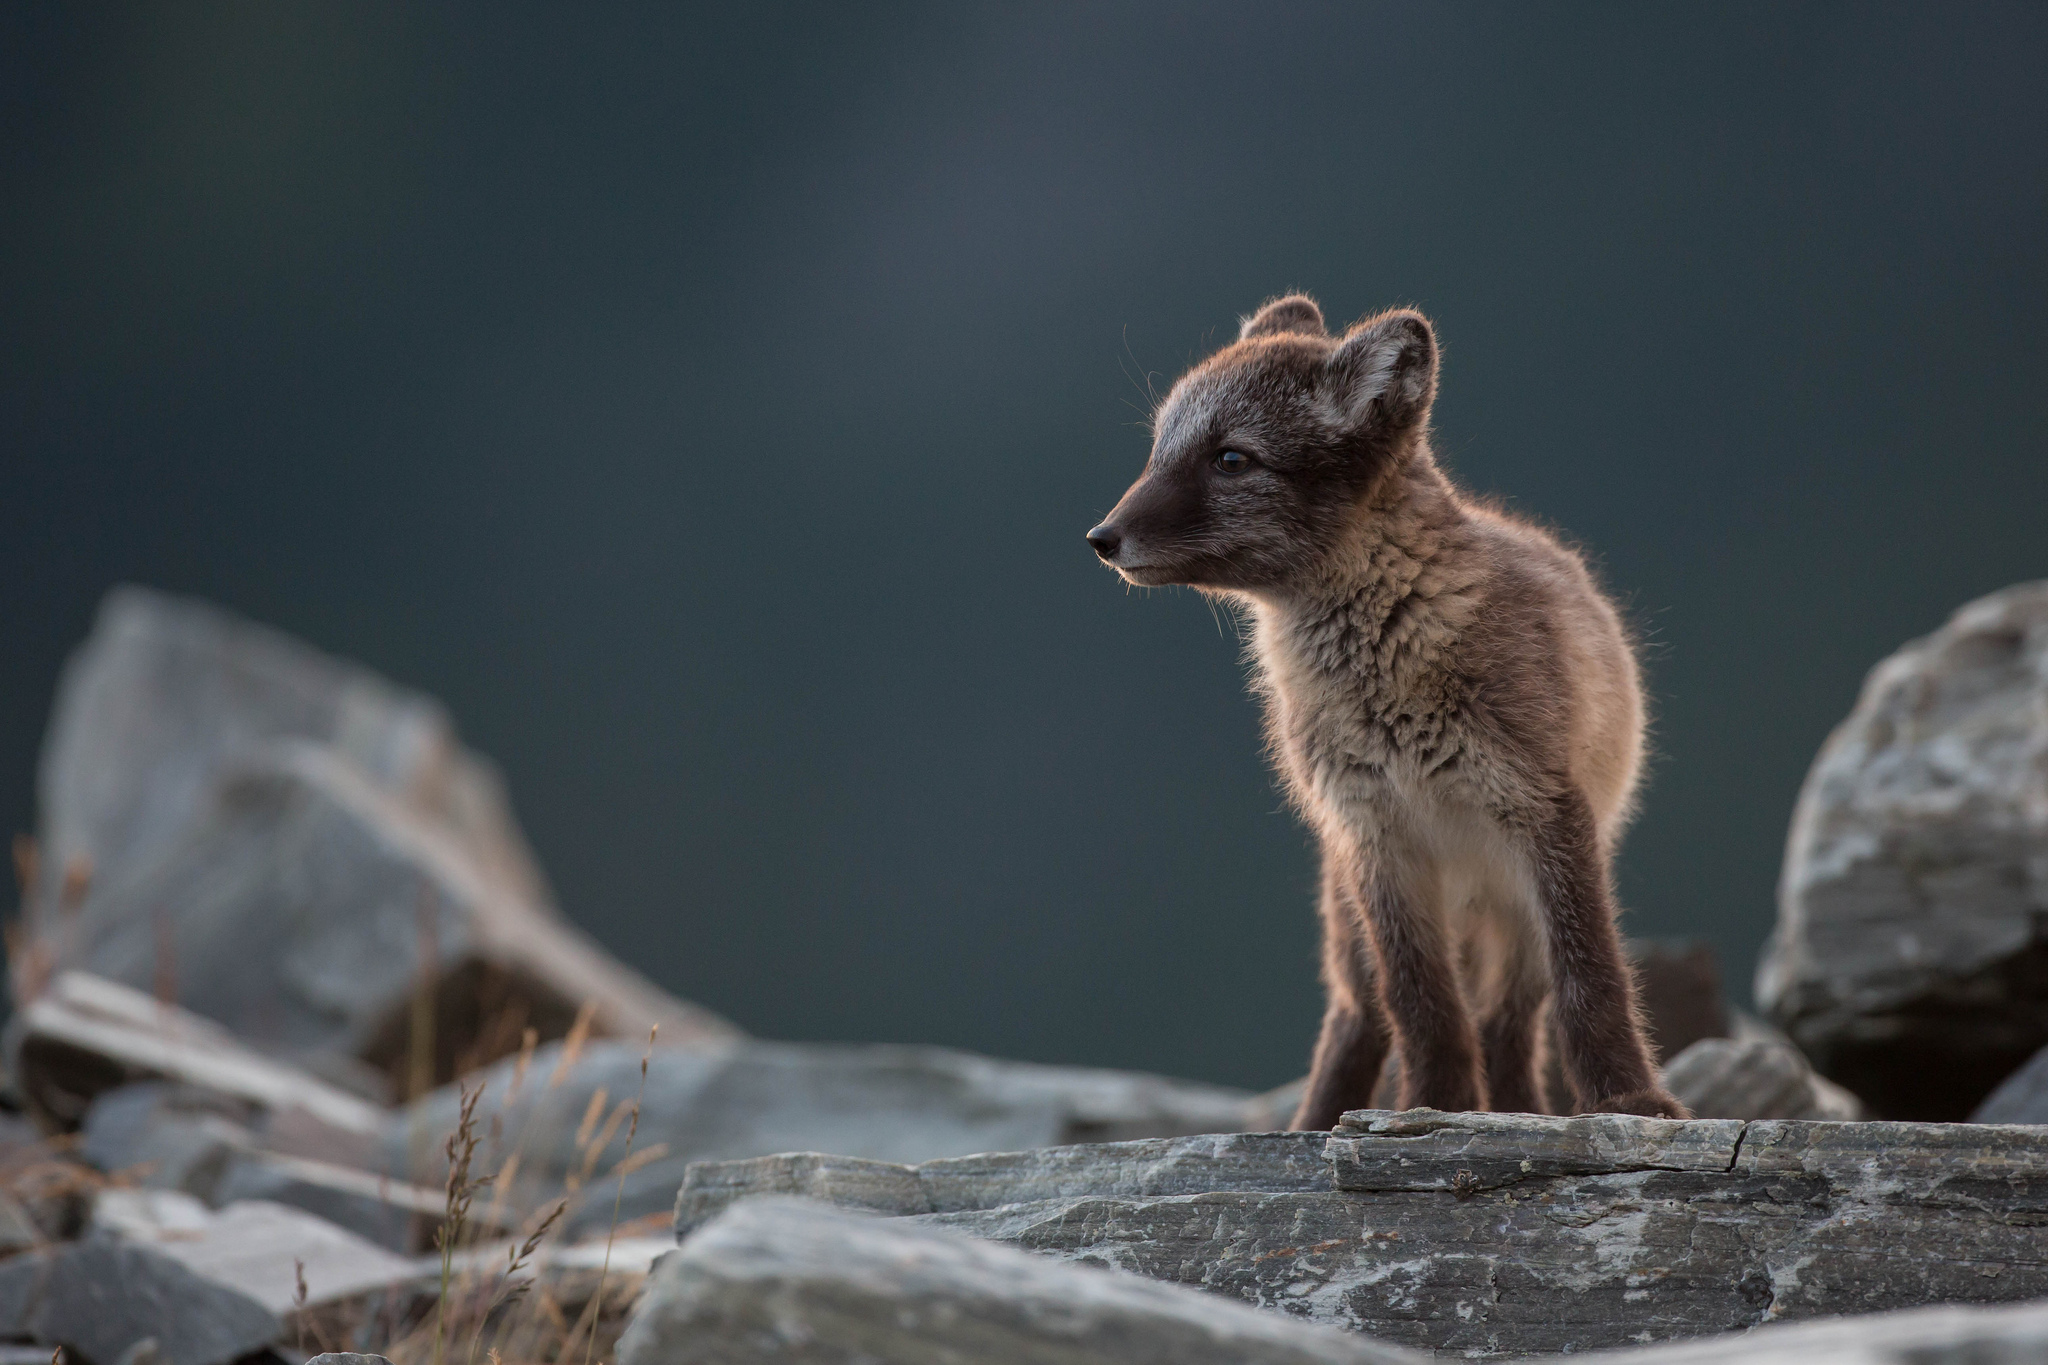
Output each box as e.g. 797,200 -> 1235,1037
293,1016 -> 664,1365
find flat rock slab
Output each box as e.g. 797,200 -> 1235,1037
675,1110 -> 2048,1358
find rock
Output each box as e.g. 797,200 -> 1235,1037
305,1356 -> 394,1365
91,1188 -> 418,1314
0,1233 -> 280,1365
12,971 -> 388,1132
13,586 -> 735,1099
1971,1040 -> 2048,1122
674,1111 -> 2048,1357
1661,1036 -> 1864,1120
81,1078 -> 451,1251
388,1037 -> 1258,1237
620,1196 -> 1423,1365
1581,1298 -> 2048,1364
1757,581 -> 2048,1120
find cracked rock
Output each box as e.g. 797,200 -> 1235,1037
1757,581 -> 2048,1119
674,1109 -> 2048,1357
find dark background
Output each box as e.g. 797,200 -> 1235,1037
4,4 -> 2045,1091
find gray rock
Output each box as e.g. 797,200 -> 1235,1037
14,587 -> 735,1105
619,1196 -> 1423,1365
1757,581 -> 2048,1119
15,971 -> 389,1132
80,1078 -> 446,1252
91,1188 -> 417,1314
1972,1040 -> 2048,1122
675,1110 -> 2048,1357
1661,1036 -> 1864,1120
1578,1298 -> 2048,1364
0,1234 -> 281,1365
390,1037 -> 1258,1237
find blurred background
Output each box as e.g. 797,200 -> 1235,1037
3,3 -> 2044,1091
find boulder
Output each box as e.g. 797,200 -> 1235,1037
0,1233 -> 280,1365
1758,581 -> 2048,1119
12,587 -> 735,1099
619,1196 -> 1423,1365
675,1110 -> 2048,1357
1971,1040 -> 2048,1122
1661,1036 -> 1863,1120
387,1037 -> 1259,1237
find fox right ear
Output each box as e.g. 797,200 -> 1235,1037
1239,294 -> 1327,341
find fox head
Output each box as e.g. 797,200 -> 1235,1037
1086,295 -> 1439,593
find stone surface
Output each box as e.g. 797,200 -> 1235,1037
621,1196 -> 1423,1365
1758,580 -> 2048,1119
92,1188 -> 417,1313
13,586 -> 735,1098
305,1356 -> 395,1365
675,1110 -> 2048,1358
0,1233 -> 281,1365
1972,1040 -> 2048,1123
81,1079 -> 450,1251
1580,1298 -> 2048,1364
390,1036 -> 1259,1237
13,971 -> 388,1131
1661,1036 -> 1864,1121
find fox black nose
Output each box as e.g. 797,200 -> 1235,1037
1086,523 -> 1122,561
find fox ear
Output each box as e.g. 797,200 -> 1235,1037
1238,294 -> 1327,341
1327,309 -> 1437,433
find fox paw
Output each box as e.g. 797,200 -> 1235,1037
1587,1087 -> 1692,1120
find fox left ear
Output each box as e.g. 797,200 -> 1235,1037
1239,294 -> 1327,341
1327,309 -> 1437,433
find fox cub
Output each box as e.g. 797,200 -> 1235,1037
1087,295 -> 1684,1127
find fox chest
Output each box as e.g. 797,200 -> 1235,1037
1255,602 -> 1484,820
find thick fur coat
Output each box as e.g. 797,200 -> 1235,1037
1086,295 -> 1685,1126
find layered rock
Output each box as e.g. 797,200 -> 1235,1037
11,587 -> 734,1100
674,1109 -> 2048,1357
1758,581 -> 2048,1119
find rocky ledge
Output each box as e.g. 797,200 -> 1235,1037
675,1108 -> 2048,1358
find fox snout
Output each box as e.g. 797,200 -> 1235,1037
1084,522 -> 1122,561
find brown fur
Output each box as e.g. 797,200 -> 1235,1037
1086,294 -> 1685,1128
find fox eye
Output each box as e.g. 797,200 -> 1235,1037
1214,450 -> 1251,475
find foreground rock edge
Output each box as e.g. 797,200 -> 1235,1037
623,1196 -> 1425,1365
672,1109 -> 2048,1357
633,1197 -> 2048,1365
